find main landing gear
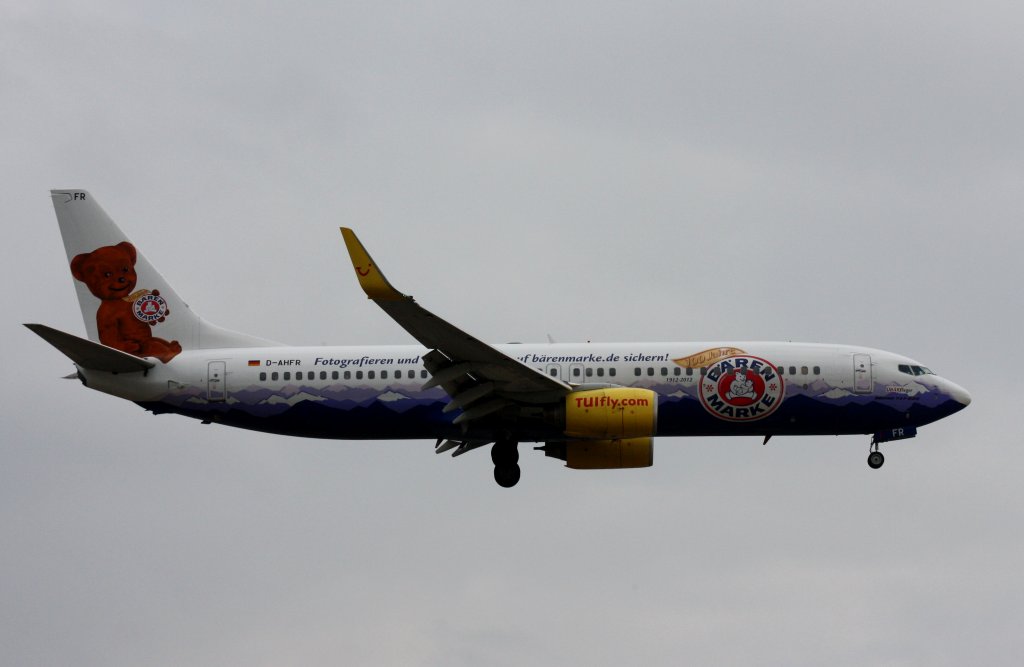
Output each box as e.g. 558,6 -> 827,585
867,437 -> 885,470
491,439 -> 520,488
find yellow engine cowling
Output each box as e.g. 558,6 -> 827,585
565,437 -> 654,469
564,388 -> 657,439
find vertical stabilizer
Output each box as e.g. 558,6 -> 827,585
51,190 -> 278,363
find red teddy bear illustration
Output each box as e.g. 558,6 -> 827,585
70,242 -> 182,363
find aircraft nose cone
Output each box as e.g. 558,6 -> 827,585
946,380 -> 971,408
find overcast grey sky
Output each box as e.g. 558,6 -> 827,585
2,2 -> 1021,665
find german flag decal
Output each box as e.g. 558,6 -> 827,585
248,360 -> 261,367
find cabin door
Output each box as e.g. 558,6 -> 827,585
853,354 -> 873,393
208,361 -> 227,402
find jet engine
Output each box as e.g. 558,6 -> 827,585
540,437 -> 654,469
563,388 -> 657,439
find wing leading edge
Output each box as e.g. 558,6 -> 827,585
339,228 -> 571,432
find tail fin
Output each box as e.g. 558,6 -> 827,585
51,190 -> 279,363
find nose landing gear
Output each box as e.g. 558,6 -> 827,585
867,426 -> 917,469
868,436 -> 885,469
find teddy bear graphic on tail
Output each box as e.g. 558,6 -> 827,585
70,242 -> 182,363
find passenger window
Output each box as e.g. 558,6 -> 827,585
789,366 -> 796,375
660,367 -> 668,376
609,368 -> 616,377
586,368 -> 594,377
381,370 -> 388,379
356,371 -> 363,379
597,368 -> 605,377
634,368 -> 641,376
344,371 -> 351,380
259,372 -> 267,381
801,366 -> 808,375
673,367 -> 681,376
647,368 -> 654,376
368,371 -> 375,379
284,372 -> 291,381
700,367 -> 707,376
813,366 -> 820,375
572,367 -> 581,377
421,370 -> 428,379
408,370 -> 415,379
550,368 -> 558,377
332,371 -> 339,380
686,367 -> 693,376
272,372 -> 279,381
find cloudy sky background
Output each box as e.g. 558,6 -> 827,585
2,2 -> 1021,664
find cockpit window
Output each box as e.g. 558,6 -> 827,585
899,364 -> 934,376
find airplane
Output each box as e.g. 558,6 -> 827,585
27,190 -> 972,487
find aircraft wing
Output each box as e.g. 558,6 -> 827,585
340,229 -> 570,428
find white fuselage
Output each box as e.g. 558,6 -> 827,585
81,341 -> 970,443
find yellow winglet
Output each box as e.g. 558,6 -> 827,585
340,228 -> 406,301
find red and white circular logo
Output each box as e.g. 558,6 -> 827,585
699,355 -> 785,421
133,292 -> 169,323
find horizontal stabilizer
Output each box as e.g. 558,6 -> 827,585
24,323 -> 155,373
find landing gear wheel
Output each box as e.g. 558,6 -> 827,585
491,440 -> 519,466
494,464 -> 521,488
867,451 -> 885,469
